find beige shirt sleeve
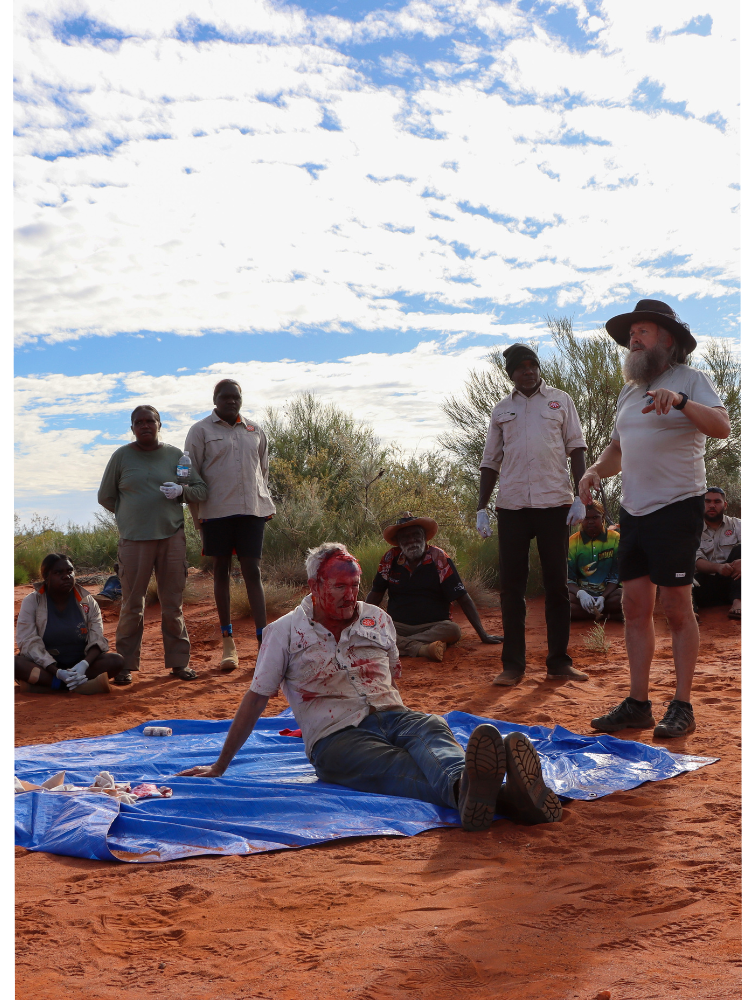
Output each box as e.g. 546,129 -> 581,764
184,421 -> 206,531
258,426 -> 270,489
562,395 -> 587,455
480,406 -> 505,472
15,594 -> 56,668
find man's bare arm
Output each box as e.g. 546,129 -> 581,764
478,467 -> 499,510
696,557 -> 732,576
643,391 -> 730,439
455,592 -> 503,643
569,448 -> 586,493
578,439 -> 622,505
364,590 -> 385,606
178,690 -> 270,777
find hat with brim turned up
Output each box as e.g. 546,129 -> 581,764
605,299 -> 696,355
383,512 -> 439,546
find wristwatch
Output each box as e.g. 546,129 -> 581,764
672,392 -> 689,410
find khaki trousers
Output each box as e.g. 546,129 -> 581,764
393,620 -> 462,657
116,527 -> 190,672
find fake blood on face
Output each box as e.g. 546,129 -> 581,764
311,559 -> 361,627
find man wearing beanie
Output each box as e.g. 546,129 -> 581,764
477,343 -> 588,685
579,300 -> 730,738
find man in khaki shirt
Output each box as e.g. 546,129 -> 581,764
477,344 -> 587,686
694,487 -> 741,619
185,380 -> 276,670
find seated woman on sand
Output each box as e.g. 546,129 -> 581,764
15,553 -> 125,694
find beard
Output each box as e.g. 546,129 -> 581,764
399,539 -> 426,560
622,341 -> 675,386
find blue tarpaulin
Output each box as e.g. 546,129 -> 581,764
15,710 -> 717,863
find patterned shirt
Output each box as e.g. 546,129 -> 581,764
567,528 -> 620,596
250,596 -> 404,757
370,545 -> 467,626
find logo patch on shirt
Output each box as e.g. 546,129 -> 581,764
246,424 -> 256,431
548,401 -> 561,409
361,617 -> 376,628
725,529 -> 734,536
675,572 -> 686,578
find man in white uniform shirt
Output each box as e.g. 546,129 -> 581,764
580,300 -> 730,738
694,487 -> 741,619
477,344 -> 588,686
185,380 -> 276,670
180,543 -> 563,832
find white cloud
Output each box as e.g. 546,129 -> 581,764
13,0 -> 737,345
14,337 -> 542,502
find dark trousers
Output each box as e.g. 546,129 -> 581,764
497,506 -> 572,673
694,544 -> 741,608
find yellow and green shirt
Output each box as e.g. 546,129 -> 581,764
567,528 -> 620,596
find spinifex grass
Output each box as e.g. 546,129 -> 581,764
584,619 -> 611,653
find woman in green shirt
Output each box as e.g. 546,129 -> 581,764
98,405 -> 208,685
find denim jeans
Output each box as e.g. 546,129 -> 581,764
309,709 -> 465,809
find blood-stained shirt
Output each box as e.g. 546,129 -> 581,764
250,596 -> 404,757
370,545 -> 467,626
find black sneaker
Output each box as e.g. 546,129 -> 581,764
590,697 -> 655,732
457,724 -> 507,832
497,732 -> 562,825
653,700 -> 696,739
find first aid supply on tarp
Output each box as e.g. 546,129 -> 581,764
143,726 -> 173,737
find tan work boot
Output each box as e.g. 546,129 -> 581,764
419,640 -> 446,662
75,672 -> 111,695
219,636 -> 239,672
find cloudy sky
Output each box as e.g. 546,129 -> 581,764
14,0 -> 739,525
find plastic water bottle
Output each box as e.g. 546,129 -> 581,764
176,451 -> 191,480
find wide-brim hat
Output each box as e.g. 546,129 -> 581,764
605,299 -> 696,355
383,512 -> 438,546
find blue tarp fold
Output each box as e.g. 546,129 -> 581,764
15,710 -> 717,863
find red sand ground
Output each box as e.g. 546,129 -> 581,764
15,582 -> 741,999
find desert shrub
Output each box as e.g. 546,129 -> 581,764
228,578 -> 302,621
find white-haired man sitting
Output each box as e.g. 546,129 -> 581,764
180,543 -> 562,831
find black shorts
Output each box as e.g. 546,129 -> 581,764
618,496 -> 704,588
201,515 -> 266,559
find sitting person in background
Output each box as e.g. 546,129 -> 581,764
363,513 -> 503,662
180,542 -> 561,831
15,554 -> 125,694
567,502 -> 622,620
694,487 -> 741,620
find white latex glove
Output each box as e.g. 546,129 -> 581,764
160,482 -> 183,500
577,590 -> 596,613
593,596 -> 605,615
56,664 -> 88,690
566,497 -> 586,526
476,510 -> 493,539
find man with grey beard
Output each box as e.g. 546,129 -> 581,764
579,300 -> 730,739
365,513 -> 503,662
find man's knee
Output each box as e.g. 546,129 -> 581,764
659,587 -> 696,629
441,622 -> 462,644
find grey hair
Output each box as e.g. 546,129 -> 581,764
658,325 -> 691,364
305,542 -> 358,581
